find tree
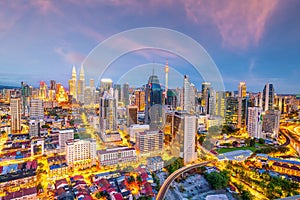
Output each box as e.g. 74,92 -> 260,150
198,135 -> 206,145
205,171 -> 229,189
258,138 -> 264,144
241,190 -> 253,200
250,138 -> 256,147
123,166 -> 134,172
137,175 -> 142,184
95,191 -> 106,199
232,141 -> 239,147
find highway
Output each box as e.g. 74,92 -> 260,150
156,160 -> 213,200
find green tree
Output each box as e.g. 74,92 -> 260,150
250,138 -> 256,147
205,171 -> 229,189
258,138 -> 264,144
241,190 -> 253,200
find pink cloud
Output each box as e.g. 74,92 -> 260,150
30,0 -> 60,15
55,47 -> 85,64
184,0 -> 279,49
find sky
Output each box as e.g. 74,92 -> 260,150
0,0 -> 299,94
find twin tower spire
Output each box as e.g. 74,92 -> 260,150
69,65 -> 85,101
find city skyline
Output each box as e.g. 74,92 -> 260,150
0,1 -> 300,93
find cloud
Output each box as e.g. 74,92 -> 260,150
55,47 -> 86,65
29,0 -> 60,15
184,0 -> 279,49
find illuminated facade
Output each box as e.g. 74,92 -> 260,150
10,98 -> 22,132
238,82 -> 246,128
136,130 -> 163,156
29,98 -> 44,120
247,107 -> 263,138
134,89 -> 145,112
68,66 -> 77,99
77,65 -> 85,103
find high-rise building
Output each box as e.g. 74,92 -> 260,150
126,105 -> 138,126
10,98 -> 21,132
122,83 -> 130,106
215,91 -> 226,118
263,83 -> 275,111
69,66 -> 77,99
247,107 -> 263,138
59,129 -> 74,148
238,82 -> 247,128
21,82 -> 31,116
66,139 -> 97,166
50,80 -> 56,90
39,81 -> 47,100
201,82 -> 211,114
100,78 -> 113,94
166,89 -> 178,109
183,115 -> 197,165
29,120 -> 40,138
145,75 -> 163,127
165,59 -> 169,103
114,84 -> 122,102
164,111 -> 197,164
77,65 -> 85,103
99,92 -> 121,142
29,99 -> 44,120
208,89 -> 216,116
129,124 -> 150,142
136,130 -> 163,156
262,110 -> 281,138
134,89 -> 145,112
183,75 -> 196,113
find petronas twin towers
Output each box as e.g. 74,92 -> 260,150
68,65 -> 85,102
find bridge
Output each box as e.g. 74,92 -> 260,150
156,160 -> 214,200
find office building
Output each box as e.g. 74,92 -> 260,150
215,91 -> 226,118
201,82 -> 211,114
29,120 -> 40,138
263,83 -> 275,111
166,89 -> 178,109
238,82 -> 246,128
66,139 -> 97,166
136,130 -> 163,156
134,89 -> 145,112
145,74 -> 163,127
122,83 -> 130,106
247,107 -> 263,138
183,75 -> 196,113
262,110 -> 281,138
183,115 -> 197,164
129,124 -> 150,142
59,129 -> 74,148
10,98 -> 21,132
29,99 -> 44,120
126,105 -> 138,126
97,147 -> 137,166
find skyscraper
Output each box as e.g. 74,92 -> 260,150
10,98 -> 22,132
201,82 -> 211,114
183,75 -> 196,113
114,84 -> 122,102
134,89 -> 145,112
127,105 -> 138,126
77,65 -> 85,103
215,91 -> 226,118
247,107 -> 263,138
68,66 -> 77,99
262,110 -> 281,138
238,82 -> 247,128
144,74 -> 163,127
122,83 -> 130,106
165,59 -> 169,103
100,78 -> 113,94
263,83 -> 275,111
183,114 -> 197,165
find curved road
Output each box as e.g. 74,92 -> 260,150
156,160 -> 213,200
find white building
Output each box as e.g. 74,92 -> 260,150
183,115 -> 197,165
30,99 -> 44,119
247,107 -> 263,138
147,156 -> 164,171
10,98 -> 21,132
59,129 -> 74,148
183,75 -> 196,113
29,120 -> 40,137
66,139 -> 97,166
129,124 -> 149,142
136,130 -> 163,156
97,146 -> 136,166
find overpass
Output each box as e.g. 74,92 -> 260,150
156,160 -> 214,200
